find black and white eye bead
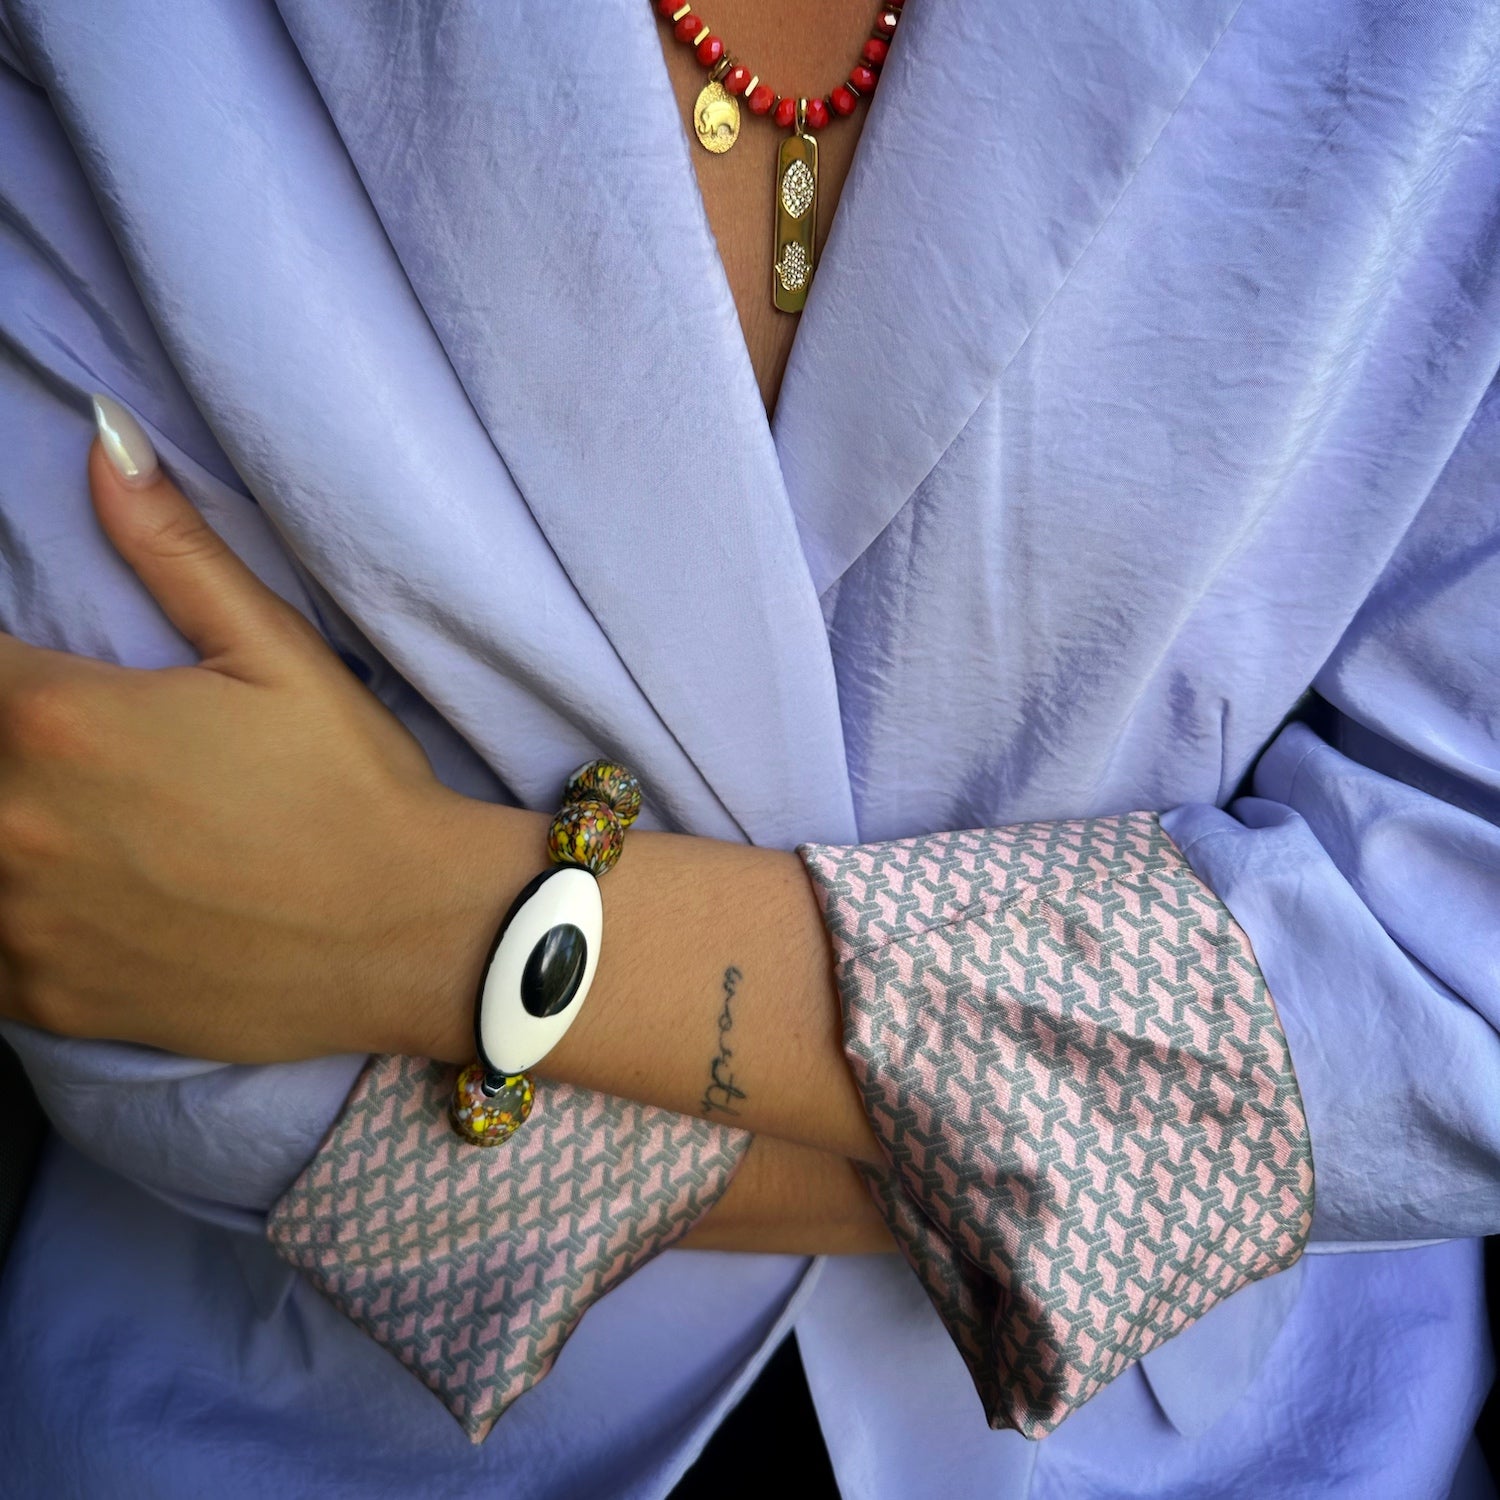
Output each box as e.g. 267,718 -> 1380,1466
474,864 -> 603,1078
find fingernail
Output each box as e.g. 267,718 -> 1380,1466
91,392 -> 160,488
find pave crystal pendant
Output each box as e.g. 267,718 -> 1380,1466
772,101 -> 819,313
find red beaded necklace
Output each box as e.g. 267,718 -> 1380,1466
654,0 -> 904,312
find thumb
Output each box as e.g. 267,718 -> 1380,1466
88,393 -> 322,678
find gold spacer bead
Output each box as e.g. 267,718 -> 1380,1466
671,3 -> 691,20
745,74 -> 759,97
709,55 -> 733,83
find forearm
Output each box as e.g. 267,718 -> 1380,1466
675,1134 -> 898,1255
402,797 -> 884,1167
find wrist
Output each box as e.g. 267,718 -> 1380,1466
371,790 -> 548,1065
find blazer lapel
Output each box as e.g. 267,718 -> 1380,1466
775,0 -> 1246,595
275,0 -> 859,846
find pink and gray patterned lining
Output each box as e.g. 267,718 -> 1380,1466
266,810 -> 1311,1446
796,810 -> 1315,1437
267,1058 -> 751,1444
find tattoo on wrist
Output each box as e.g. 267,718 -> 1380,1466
700,965 -> 747,1117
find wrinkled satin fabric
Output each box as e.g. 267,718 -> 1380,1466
0,1 -> 1496,1496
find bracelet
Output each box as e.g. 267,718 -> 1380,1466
449,758 -> 643,1147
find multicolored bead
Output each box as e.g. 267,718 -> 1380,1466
547,798 -> 626,875
449,1061 -> 534,1147
563,758 -> 644,829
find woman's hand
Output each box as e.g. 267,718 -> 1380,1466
0,398 -> 507,1063
0,399 -> 882,1171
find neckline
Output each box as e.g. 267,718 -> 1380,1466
262,0 -> 1234,840
635,1 -> 906,441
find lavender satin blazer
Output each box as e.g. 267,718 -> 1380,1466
1,1 -> 1497,1495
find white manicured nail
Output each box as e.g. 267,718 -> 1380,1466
91,392 -> 160,488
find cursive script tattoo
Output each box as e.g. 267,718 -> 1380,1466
700,965 -> 748,1117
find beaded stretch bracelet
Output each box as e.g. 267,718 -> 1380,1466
449,759 -> 643,1146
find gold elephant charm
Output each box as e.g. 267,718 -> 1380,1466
694,80 -> 740,153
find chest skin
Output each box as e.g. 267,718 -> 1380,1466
655,0 -> 877,419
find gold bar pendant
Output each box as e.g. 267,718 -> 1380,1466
772,119 -> 818,313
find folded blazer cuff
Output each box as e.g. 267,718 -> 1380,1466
795,810 -> 1316,1438
264,1057 -> 751,1445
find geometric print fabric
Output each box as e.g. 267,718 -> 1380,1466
267,1057 -> 752,1444
797,811 -> 1315,1437
265,810 -> 1312,1447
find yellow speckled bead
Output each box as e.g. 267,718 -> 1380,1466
564,759 -> 643,830
449,1061 -> 534,1147
547,798 -> 625,875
